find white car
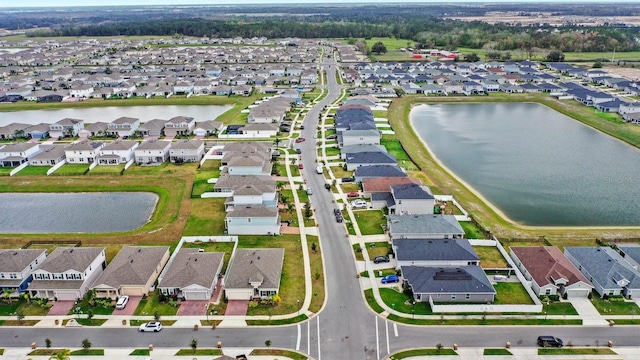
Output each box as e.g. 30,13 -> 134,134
139,321 -> 163,332
115,295 -> 129,310
351,199 -> 367,209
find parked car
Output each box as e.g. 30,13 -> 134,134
351,199 -> 367,209
139,321 -> 163,332
324,183 -> 331,190
373,256 -> 390,264
316,166 -> 323,174
341,176 -> 354,182
115,295 -> 129,310
537,336 -> 563,347
300,125 -> 305,130
295,137 -> 306,143
307,187 -> 313,195
327,134 -> 337,139
381,275 -> 399,284
333,208 -> 341,216
296,148 -> 302,154
298,163 -> 304,169
335,214 -> 343,223
346,192 -> 359,197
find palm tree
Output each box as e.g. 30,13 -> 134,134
3,289 -> 13,304
48,349 -> 71,360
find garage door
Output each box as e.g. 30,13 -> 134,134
56,291 -> 79,301
185,291 -> 209,300
565,288 -> 590,298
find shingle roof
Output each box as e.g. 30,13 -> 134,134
394,239 -> 478,262
0,249 -> 45,272
227,205 -> 278,218
101,140 -> 138,151
225,248 -> 284,290
388,215 -> 464,237
363,177 -> 422,193
511,246 -> 590,287
402,265 -> 495,294
91,246 -> 168,289
346,151 -> 396,165
354,165 -> 407,178
565,247 -> 640,290
137,139 -> 171,150
391,183 -> 434,200
158,249 -> 224,290
38,247 -> 104,273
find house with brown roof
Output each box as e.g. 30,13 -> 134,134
169,139 -> 205,163
91,246 -> 170,299
97,140 -> 139,165
28,247 -> 106,301
106,117 -> 140,137
164,116 -> 195,137
135,139 -> 171,165
157,249 -> 224,300
510,246 -> 593,299
78,122 -> 108,138
224,248 -> 284,300
0,249 -> 47,295
362,177 -> 421,197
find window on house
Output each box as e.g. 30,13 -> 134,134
451,294 -> 456,300
465,294 -> 470,300
545,289 -> 551,295
0,274 -> 4,279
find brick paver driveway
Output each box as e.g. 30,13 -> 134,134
47,301 -> 75,316
112,296 -> 142,316
225,300 -> 249,316
177,299 -> 211,316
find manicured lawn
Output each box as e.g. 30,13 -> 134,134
474,246 -> 509,268
129,349 -> 150,356
183,198 -> 227,236
28,349 -> 69,356
386,314 -> 581,326
182,241 -> 235,274
74,318 -> 107,326
544,301 -> 578,316
340,183 -> 359,193
133,291 -> 179,316
483,348 -> 512,355
50,164 -> 89,176
330,166 -> 351,178
123,162 -> 172,175
354,210 -> 386,235
241,234 -> 305,316
70,349 -> 105,356
380,288 -> 432,315
364,289 -> 385,313
246,314 -> 308,325
389,348 -> 457,359
175,349 -> 222,356
307,236 -> 325,314
381,135 -> 418,170
0,167 -> 13,176
493,282 -> 535,305
0,299 -> 51,316
361,268 -> 396,278
15,166 -> 51,176
129,319 -> 177,326
324,146 -> 340,156
353,244 -> 364,261
591,294 -> 640,315
250,349 -> 308,360
365,242 -> 391,258
0,300 -> 21,316
191,160 -> 221,197
89,164 -> 125,175
460,221 -> 486,240
538,348 -> 616,355
70,297 -> 115,316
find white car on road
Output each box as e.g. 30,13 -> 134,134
139,321 -> 163,332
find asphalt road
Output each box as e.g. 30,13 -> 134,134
1,53 -> 638,359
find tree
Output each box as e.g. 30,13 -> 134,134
45,338 -> 52,349
304,201 -> 313,218
154,310 -> 160,321
486,51 -> 501,61
593,61 -> 603,68
87,309 -> 94,321
265,339 -> 272,349
190,338 -> 198,353
463,53 -> 480,62
546,50 -> 565,62
371,41 -> 387,55
3,289 -> 13,304
16,310 -> 24,324
81,338 -> 92,352
48,349 -> 71,360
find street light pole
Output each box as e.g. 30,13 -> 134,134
412,301 -> 416,319
297,299 -> 300,316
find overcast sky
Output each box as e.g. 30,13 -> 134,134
1,0 -> 622,7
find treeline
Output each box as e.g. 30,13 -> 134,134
27,17 -> 640,53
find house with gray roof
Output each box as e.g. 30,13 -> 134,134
135,139 -> 171,165
164,116 -> 195,137
402,265 -> 495,303
393,239 -> 478,268
225,205 -> 280,235
91,246 -> 169,299
0,143 -> 41,167
49,118 -> 84,139
0,123 -> 30,140
97,140 -> 138,165
388,214 -> 464,239
106,116 -> 140,137
340,144 -> 387,160
138,119 -> 167,137
225,248 -> 285,300
345,151 -> 396,171
29,144 -> 67,166
564,247 -> 640,298
341,129 -> 381,148
78,122 -> 108,138
169,139 -> 205,163
354,165 -> 407,182
193,120 -> 224,137
618,246 -> 640,270
214,173 -> 277,210
64,139 -> 104,164
28,247 -> 106,301
0,249 -> 47,295
158,249 -> 224,300
389,183 -> 435,215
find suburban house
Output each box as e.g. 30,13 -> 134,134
135,139 -> 171,165
0,143 -> 41,167
106,117 -> 140,138
388,214 -> 464,239
25,123 -> 50,139
49,118 -> 84,139
138,119 -> 167,137
341,129 -> 381,148
97,140 -> 139,165
354,165 -> 407,182
510,246 -> 593,299
169,139 -> 205,163
214,173 -> 278,211
224,154 -> 272,176
239,123 -> 279,138
0,123 -> 30,140
29,144 -> 67,166
402,265 -> 496,303
362,177 -> 422,197
393,238 -> 479,268
78,122 -> 108,138
618,246 -> 640,270
158,249 -> 224,300
388,183 -> 436,215
225,205 -> 280,235
64,139 -> 104,164
193,120 -> 224,137
344,151 -> 396,171
0,249 -> 47,296
340,144 -> 387,160
564,247 -> 640,298
164,116 -> 195,137
224,248 -> 285,300
91,246 -> 170,299
28,247 -> 106,301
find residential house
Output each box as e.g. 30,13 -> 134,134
0,143 -> 41,167
214,173 -> 277,211
29,144 -> 67,166
564,247 -> 640,298
345,151 -> 396,171
341,129 -> 381,148
97,140 -> 139,165
64,139 -> 104,164
393,239 -> 479,268
0,123 -> 30,140
25,123 -> 50,139
138,119 -> 167,137
402,265 -> 496,303
169,139 -> 205,163
164,116 -> 195,137
225,205 -> 280,235
193,120 -> 223,137
388,214 -> 464,239
388,183 -> 436,215
0,249 -> 47,295
28,247 -> 106,301
91,246 -> 170,299
353,165 -> 407,182
339,144 -> 387,160
135,139 -> 171,165
510,246 -> 593,299
49,118 -> 84,139
69,84 -> 94,98
158,249 -> 224,300
106,117 -> 140,137
363,177 -> 422,200
224,154 -> 272,176
224,248 -> 285,300
239,123 -> 279,138
78,122 -> 108,138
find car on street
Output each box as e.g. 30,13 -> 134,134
298,163 -> 304,169
351,199 -> 367,209
307,187 -> 313,195
346,192 -> 359,197
300,125 -> 305,130
296,148 -> 302,154
333,208 -> 341,215
537,336 -> 563,347
295,137 -> 306,143
373,256 -> 390,264
335,214 -> 343,223
139,321 -> 163,332
324,183 -> 331,190
381,275 -> 399,284
115,295 -> 129,310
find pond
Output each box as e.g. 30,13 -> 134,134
410,102 -> 640,226
0,192 -> 158,233
0,105 -> 232,127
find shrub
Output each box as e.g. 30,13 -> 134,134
248,301 -> 259,308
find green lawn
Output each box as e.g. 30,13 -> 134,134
133,291 -> 179,316
183,198 -> 227,236
364,289 -> 385,313
381,135 -> 418,170
460,221 -> 486,240
330,166 -> 351,178
245,314 -> 308,326
354,210 -> 386,235
191,160 -> 221,197
51,164 -> 89,176
175,349 -> 223,356
89,164 -> 125,175
308,236 -> 325,314
386,314 -> 581,326
14,166 -> 51,176
389,348 -> 457,359
379,288 -> 432,315
250,349 -> 308,360
70,349 -> 105,356
325,146 -> 340,156
493,282 -> 535,305
353,244 -> 364,261
123,162 -> 173,175
591,294 -> 640,315
0,300 -> 21,316
483,348 -> 512,355
473,246 -> 509,268
544,301 -> 578,316
129,349 -> 150,356
0,299 -> 51,316
538,348 -> 616,355
70,297 -> 115,316
74,318 -> 108,326
365,242 -> 391,258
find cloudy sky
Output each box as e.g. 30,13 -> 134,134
1,0 -> 619,7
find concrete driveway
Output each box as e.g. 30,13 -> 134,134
47,301 -> 75,316
112,296 -> 142,316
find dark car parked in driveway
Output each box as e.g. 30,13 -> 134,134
373,255 -> 390,264
341,177 -> 354,182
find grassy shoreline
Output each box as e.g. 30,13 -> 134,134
388,93 -> 640,240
